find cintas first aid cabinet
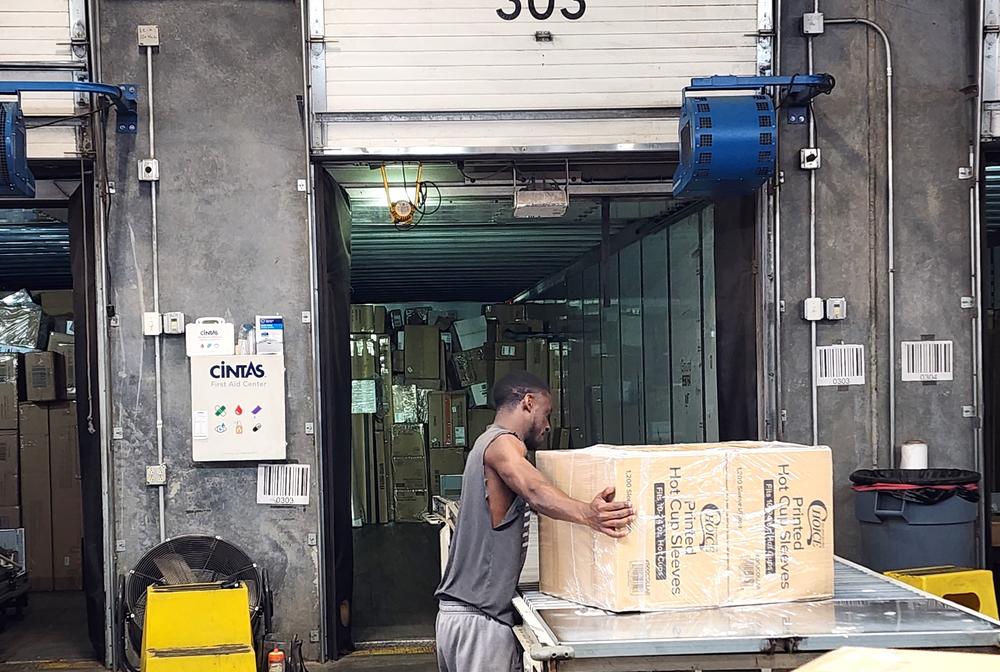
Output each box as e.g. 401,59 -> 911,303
189,354 -> 287,461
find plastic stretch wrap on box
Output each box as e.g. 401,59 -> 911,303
536,442 -> 834,612
391,384 -> 430,424
0,354 -> 16,385
0,290 -> 46,351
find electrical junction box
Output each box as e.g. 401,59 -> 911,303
145,464 -> 167,486
803,297 -> 825,321
138,159 -> 159,182
137,25 -> 160,47
826,297 -> 847,320
190,354 -> 287,461
800,148 -> 821,170
802,12 -> 825,35
162,312 -> 185,335
143,312 -> 163,336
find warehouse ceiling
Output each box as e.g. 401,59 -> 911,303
0,209 -> 72,290
326,161 -> 684,303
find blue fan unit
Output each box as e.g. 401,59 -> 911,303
1,102 -> 34,198
673,94 -> 776,198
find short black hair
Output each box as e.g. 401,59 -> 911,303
493,371 -> 550,409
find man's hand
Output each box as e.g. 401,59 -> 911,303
584,486 -> 635,538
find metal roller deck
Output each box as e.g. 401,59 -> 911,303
512,558 -> 1000,671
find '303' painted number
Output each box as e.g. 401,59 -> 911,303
497,0 -> 586,21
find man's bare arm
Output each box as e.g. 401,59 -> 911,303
486,435 -> 635,538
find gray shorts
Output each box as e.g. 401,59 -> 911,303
436,601 -> 523,672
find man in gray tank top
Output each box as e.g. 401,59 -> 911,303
435,371 -> 635,672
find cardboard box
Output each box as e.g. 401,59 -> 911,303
795,647 -> 1000,672
452,348 -> 489,388
351,335 -> 378,379
526,338 -> 549,382
496,319 -> 544,341
350,305 -> 387,334
49,402 -> 82,591
0,384 -> 16,431
491,342 -> 526,361
0,353 -> 20,388
25,351 -> 65,402
429,448 -> 466,495
536,442 -> 833,612
404,307 -> 431,326
35,290 -> 73,316
393,489 -> 429,522
374,430 -> 390,523
404,326 -> 441,380
389,423 -> 426,458
469,383 -> 489,408
452,316 -> 489,351
467,409 -> 494,446
391,456 -> 427,490
351,414 -> 375,524
427,391 -> 468,448
725,443 -> 834,605
391,385 -> 434,424
548,342 -> 565,428
0,431 -> 19,507
376,335 -> 393,418
388,309 -> 404,331
0,506 -> 21,528
47,333 -> 76,399
483,304 -> 526,324
20,403 -> 52,591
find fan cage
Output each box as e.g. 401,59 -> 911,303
123,535 -> 263,653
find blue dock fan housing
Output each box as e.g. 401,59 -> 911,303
672,74 -> 836,199
0,102 -> 34,198
674,93 -> 776,198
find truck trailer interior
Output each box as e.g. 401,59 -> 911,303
314,158 -> 759,648
0,162 -> 105,667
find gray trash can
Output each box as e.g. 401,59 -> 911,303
851,469 -> 979,573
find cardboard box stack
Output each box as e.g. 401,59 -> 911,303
0,289 -> 83,592
536,442 -> 834,612
350,302 -> 557,523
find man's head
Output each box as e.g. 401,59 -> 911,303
492,371 -> 552,450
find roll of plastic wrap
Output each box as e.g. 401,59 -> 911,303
900,440 -> 928,470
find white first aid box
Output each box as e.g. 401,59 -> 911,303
185,318 -> 235,357
190,354 -> 287,461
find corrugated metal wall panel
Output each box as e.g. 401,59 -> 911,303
0,0 -> 81,158
317,0 -> 761,152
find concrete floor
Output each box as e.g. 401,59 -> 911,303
319,653 -> 438,671
0,591 -> 95,666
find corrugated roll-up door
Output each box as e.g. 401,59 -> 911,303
310,0 -> 770,155
0,0 -> 88,159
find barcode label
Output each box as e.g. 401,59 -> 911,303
901,340 -> 953,381
629,560 -> 648,596
815,344 -> 865,386
257,464 -> 310,505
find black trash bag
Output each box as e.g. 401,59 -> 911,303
850,469 -> 980,505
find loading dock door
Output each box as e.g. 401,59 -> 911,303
309,0 -> 769,155
1,0 -> 88,159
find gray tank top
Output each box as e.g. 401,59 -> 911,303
435,424 -> 530,625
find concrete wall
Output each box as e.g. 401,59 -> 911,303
777,0 -> 979,559
96,0 -> 322,658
